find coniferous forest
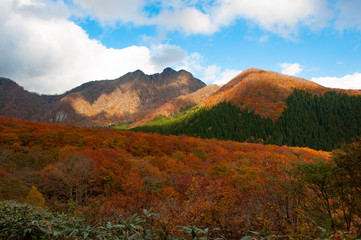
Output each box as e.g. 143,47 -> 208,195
133,89 -> 361,151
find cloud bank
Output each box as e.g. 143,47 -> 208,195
0,0 -> 240,94
2,0 -> 220,94
1,0 -> 361,94
0,0 -> 161,94
312,73 -> 361,90
69,0 -> 361,38
70,0 -> 332,37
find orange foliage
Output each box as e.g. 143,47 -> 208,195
0,116 -> 331,237
199,68 -> 361,121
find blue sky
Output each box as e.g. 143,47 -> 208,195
1,0 -> 361,94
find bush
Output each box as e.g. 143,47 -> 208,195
0,200 -> 160,239
0,200 -> 221,239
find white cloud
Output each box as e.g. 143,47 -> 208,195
151,7 -> 215,34
72,0 -> 147,25
202,65 -> 222,83
176,52 -> 205,74
70,0 -> 332,37
311,73 -> 361,90
0,0 -> 235,94
0,0 -> 194,94
150,44 -> 187,68
279,63 -> 303,76
41,0 -> 360,38
176,53 -> 241,85
4,0 -> 361,95
214,69 -> 241,85
212,0 -> 330,37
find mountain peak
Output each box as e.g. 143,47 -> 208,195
162,67 -> 176,74
131,69 -> 145,76
0,69 -> 207,127
219,68 -> 266,92
0,77 -> 18,87
200,68 -> 361,120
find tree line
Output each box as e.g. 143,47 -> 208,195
133,89 -> 361,151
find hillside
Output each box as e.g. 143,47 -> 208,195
132,69 -> 361,151
199,68 -> 361,120
0,68 -> 206,127
0,116 -> 334,238
131,84 -> 220,127
0,78 -> 61,121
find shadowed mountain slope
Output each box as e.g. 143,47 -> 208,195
0,78 -> 61,121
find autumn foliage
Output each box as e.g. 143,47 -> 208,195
199,68 -> 361,120
2,115 -> 357,238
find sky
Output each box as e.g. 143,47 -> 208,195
1,0 -> 361,94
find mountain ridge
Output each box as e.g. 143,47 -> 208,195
199,68 -> 361,120
0,68 -> 206,126
2,68 -> 361,129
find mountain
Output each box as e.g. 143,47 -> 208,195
131,84 -> 220,127
132,68 -> 361,151
0,68 -> 206,126
3,67 -> 361,150
199,68 -> 361,120
0,78 -> 61,121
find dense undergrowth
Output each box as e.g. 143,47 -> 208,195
0,200 -> 224,239
1,200 -> 359,240
1,116 -> 361,239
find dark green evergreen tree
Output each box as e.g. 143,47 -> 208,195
132,90 -> 361,151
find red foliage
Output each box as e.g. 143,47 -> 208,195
0,116 -> 331,237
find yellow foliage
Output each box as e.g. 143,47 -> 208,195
25,185 -> 46,208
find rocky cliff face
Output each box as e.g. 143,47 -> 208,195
0,68 -> 206,126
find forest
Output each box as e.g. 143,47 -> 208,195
1,116 -> 361,239
133,89 -> 361,151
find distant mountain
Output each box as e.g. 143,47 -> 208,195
132,68 -> 361,151
0,68 -> 206,126
0,78 -> 61,121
